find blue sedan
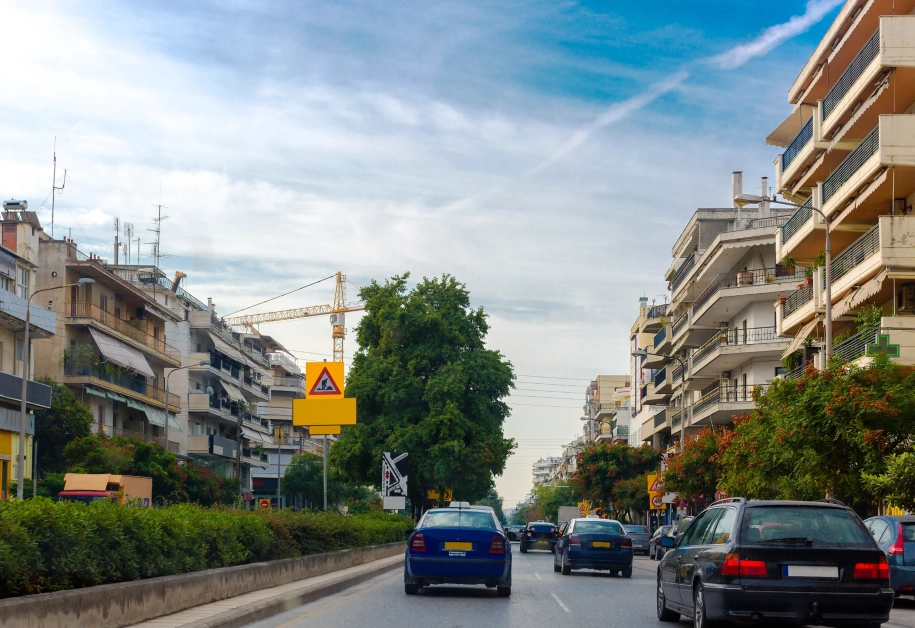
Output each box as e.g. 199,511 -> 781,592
404,504 -> 512,597
554,517 -> 633,577
865,515 -> 915,596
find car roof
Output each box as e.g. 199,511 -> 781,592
569,518 -> 622,524
873,515 -> 915,523
425,507 -> 493,515
742,500 -> 848,509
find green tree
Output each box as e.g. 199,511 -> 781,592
569,441 -> 661,520
662,426 -> 734,502
63,434 -> 135,475
34,379 -> 93,474
533,483 -> 575,524
719,357 -> 915,510
282,453 -> 325,507
475,488 -> 507,525
863,449 -> 915,511
510,503 -> 534,526
329,274 -> 516,517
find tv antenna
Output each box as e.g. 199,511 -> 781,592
51,137 -> 67,239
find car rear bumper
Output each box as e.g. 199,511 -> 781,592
522,539 -> 556,550
567,549 -> 632,570
405,556 -> 511,585
704,583 -> 895,625
891,564 -> 915,593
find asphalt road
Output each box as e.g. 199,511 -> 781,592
246,545 -> 915,628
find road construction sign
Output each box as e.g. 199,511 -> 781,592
306,362 -> 344,398
309,425 -> 341,435
647,474 -> 663,510
578,501 -> 590,517
293,397 -> 356,426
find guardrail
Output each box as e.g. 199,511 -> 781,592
782,116 -> 814,170
822,28 -> 880,121
781,197 -> 814,244
822,125 -> 879,204
830,224 -> 880,284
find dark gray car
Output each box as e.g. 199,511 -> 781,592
623,525 -> 650,555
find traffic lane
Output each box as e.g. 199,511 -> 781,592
888,597 -> 915,628
245,549 -> 659,628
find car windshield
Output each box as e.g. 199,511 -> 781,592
742,507 -> 872,546
623,525 -> 648,534
419,510 -> 496,530
573,521 -> 623,534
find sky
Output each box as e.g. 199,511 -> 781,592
0,0 -> 845,506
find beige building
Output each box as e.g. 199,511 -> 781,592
584,374 -> 629,443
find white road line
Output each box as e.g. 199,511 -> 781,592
551,592 -> 571,614
535,572 -> 541,580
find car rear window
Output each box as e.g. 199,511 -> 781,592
530,524 -> 555,532
624,525 -> 648,534
574,520 -> 623,534
741,506 -> 872,546
420,511 -> 496,530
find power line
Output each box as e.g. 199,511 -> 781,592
507,402 -> 584,409
224,275 -> 336,318
517,374 -> 594,382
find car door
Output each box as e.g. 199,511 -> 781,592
673,509 -> 722,606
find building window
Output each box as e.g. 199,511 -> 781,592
0,276 -> 11,293
100,294 -> 108,312
16,267 -> 28,300
775,366 -> 788,377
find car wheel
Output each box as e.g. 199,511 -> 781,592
520,543 -> 527,553
405,583 -> 419,595
657,577 -> 680,622
622,566 -> 632,578
561,552 -> 571,575
553,551 -> 561,572
497,586 -> 511,597
693,583 -> 722,628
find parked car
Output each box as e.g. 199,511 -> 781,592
649,525 -> 674,560
507,525 -> 525,542
657,498 -> 893,625
865,514 -> 915,597
520,521 -> 558,553
554,518 -> 633,577
623,524 -> 651,555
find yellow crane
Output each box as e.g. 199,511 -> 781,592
221,272 -> 364,362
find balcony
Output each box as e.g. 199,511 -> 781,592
690,327 -> 788,378
0,289 -> 57,338
0,371 -> 52,409
270,375 -> 306,392
595,402 -> 616,420
671,312 -> 688,342
66,302 -> 180,365
653,325 -> 671,355
691,267 -> 805,326
642,303 -> 668,333
780,197 -> 814,246
829,216 -> 915,299
641,409 -> 670,439
62,360 -> 179,412
654,365 -> 672,395
833,324 -> 880,364
783,282 -> 814,319
690,384 -> 768,427
670,254 -> 696,294
188,433 -> 237,460
268,352 -> 301,375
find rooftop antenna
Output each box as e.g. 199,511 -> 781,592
149,188 -> 169,296
123,222 -> 134,274
51,137 -> 67,239
113,217 -> 120,266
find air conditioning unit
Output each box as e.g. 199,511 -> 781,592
898,284 -> 915,312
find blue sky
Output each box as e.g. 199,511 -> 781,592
0,0 -> 844,504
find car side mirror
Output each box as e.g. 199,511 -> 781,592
659,536 -> 676,548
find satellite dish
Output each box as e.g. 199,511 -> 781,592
206,386 -> 214,396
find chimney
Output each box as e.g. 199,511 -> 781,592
207,297 -> 215,314
731,172 -> 743,208
760,176 -> 770,218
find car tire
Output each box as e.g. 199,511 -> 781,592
405,583 -> 419,595
520,544 -> 528,553
657,577 -> 680,622
553,553 -> 561,572
622,566 -> 632,578
497,586 -> 511,597
693,583 -> 722,628
561,553 -> 571,575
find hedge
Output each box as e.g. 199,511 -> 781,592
0,499 -> 413,598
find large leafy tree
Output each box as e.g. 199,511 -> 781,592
330,274 -> 516,516
719,358 -> 915,510
569,441 -> 661,520
533,483 -> 575,524
34,379 -> 93,474
662,426 -> 735,502
476,488 -> 507,525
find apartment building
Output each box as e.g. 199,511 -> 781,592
639,174 -> 802,449
769,0 -> 915,368
532,456 -> 561,488
551,439 -> 584,483
628,297 -> 667,445
583,375 -> 629,443
0,209 -> 55,499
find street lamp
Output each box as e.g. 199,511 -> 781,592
17,276 -> 95,499
164,360 -> 211,453
735,193 -> 832,361
632,349 -> 688,453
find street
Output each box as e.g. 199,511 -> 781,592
244,548 -> 915,628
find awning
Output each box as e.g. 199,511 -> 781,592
828,80 -> 889,152
143,406 -> 167,427
832,269 -> 888,319
86,387 -> 107,398
126,399 -> 146,411
106,391 -> 127,402
221,382 -> 246,403
765,104 -> 816,147
89,328 -> 155,378
783,316 -> 822,358
240,426 -> 268,443
208,332 -> 246,365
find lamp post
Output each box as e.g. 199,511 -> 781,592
735,193 -> 832,362
17,277 -> 95,500
164,360 -> 210,453
632,349 -> 687,453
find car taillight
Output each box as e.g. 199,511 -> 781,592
721,552 -> 767,577
854,557 -> 890,579
889,524 -> 905,555
411,533 -> 426,552
526,531 -> 532,537
490,535 -> 505,554
621,537 -> 632,548
569,534 -> 580,545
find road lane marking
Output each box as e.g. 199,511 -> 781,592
535,572 -> 541,580
551,592 -> 571,613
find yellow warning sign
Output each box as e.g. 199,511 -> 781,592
309,425 -> 341,436
306,362 -> 344,399
578,500 -> 590,517
647,474 -> 664,510
427,488 -> 454,501
293,397 -> 357,426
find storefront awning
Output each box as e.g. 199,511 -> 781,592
208,332 -> 247,365
89,328 -> 155,378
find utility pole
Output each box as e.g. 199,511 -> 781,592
276,438 -> 282,508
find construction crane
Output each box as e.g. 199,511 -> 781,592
222,272 -> 364,362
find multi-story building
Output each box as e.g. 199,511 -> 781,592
583,375 -> 628,443
0,208 -> 55,499
628,297 -> 667,445
552,439 -> 584,483
532,456 -> 561,488
769,0 -> 915,368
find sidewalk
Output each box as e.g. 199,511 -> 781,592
130,554 -> 403,628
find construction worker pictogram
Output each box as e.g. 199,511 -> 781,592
309,366 -> 341,396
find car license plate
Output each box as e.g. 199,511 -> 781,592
444,542 -> 473,551
782,565 -> 838,579
592,541 -> 612,548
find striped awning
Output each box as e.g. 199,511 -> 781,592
832,269 -> 888,320
89,328 -> 155,378
86,387 -> 107,398
783,316 -> 822,358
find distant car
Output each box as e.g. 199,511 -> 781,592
865,515 -> 915,597
649,525 -> 674,560
520,521 -> 558,553
554,518 -> 633,577
658,516 -> 694,561
657,498 -> 893,625
623,524 -> 650,555
404,504 -> 512,597
507,525 -> 525,542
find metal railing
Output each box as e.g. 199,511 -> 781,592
647,303 -> 668,320
67,302 -> 181,361
654,326 -> 667,348
63,359 -> 180,408
747,215 -> 792,230
822,125 -> 880,204
654,368 -> 666,387
672,312 -> 688,338
671,409 -> 682,427
784,283 -> 813,317
157,276 -> 207,311
671,254 -> 695,292
833,324 -> 880,362
781,197 -> 814,244
692,326 -> 781,367
654,410 -> 667,428
271,376 -> 306,389
692,267 -> 805,314
782,116 -> 814,170
830,224 -> 880,284
693,388 -> 720,415
672,363 -> 684,382
693,384 -> 768,416
822,28 -> 880,121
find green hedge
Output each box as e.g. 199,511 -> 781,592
0,499 -> 413,598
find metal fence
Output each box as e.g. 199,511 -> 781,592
822,28 -> 880,121
647,303 -> 668,320
692,326 -> 781,367
822,125 -> 879,204
833,324 -> 880,363
784,283 -> 813,317
692,267 -> 805,313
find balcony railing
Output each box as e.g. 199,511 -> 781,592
822,125 -> 880,204
694,384 -> 769,416
654,326 -> 667,347
616,426 -> 629,436
746,215 -> 792,230
693,388 -> 720,415
671,409 -> 682,427
782,116 -> 814,170
784,283 -> 814,318
672,312 -> 688,338
672,363 -> 684,382
692,326 -> 781,367
653,410 -> 667,428
157,275 -> 207,311
692,267 -> 805,313
830,224 -> 879,284
822,28 -> 880,121
833,324 -> 880,363
781,197 -> 814,244
647,303 -> 668,320
271,376 -> 306,389
653,368 -> 666,387
63,359 -> 180,409
67,302 -> 180,361
671,254 -> 695,292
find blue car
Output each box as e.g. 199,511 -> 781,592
554,517 -> 633,577
865,515 -> 915,596
404,503 -> 512,596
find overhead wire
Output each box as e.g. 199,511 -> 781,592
224,275 -> 336,318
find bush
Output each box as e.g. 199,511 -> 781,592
0,499 -> 413,599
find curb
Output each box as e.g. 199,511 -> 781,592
179,555 -> 402,628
